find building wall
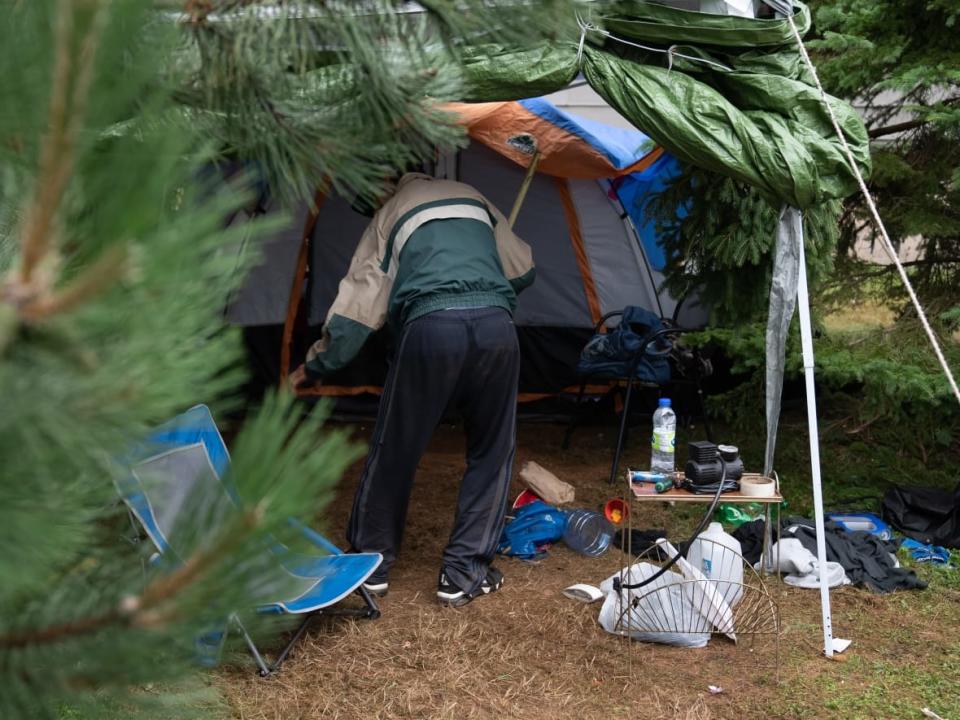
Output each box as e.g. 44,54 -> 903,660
543,82 -> 636,130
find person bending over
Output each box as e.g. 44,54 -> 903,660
290,171 -> 535,607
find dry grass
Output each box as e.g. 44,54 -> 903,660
822,301 -> 896,334
217,424 -> 960,720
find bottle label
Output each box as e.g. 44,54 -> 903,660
651,429 -> 675,453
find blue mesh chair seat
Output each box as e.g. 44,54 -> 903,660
117,405 -> 382,676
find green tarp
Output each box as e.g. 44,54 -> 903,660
459,2 -> 870,209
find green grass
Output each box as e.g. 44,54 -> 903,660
770,644 -> 960,720
658,386 -> 959,719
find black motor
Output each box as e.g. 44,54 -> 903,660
684,441 -> 743,493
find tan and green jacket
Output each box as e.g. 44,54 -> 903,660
305,173 -> 535,379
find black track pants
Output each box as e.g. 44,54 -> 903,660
346,307 -> 520,595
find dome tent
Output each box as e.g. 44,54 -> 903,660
226,96 -> 702,399
225,0 -> 876,659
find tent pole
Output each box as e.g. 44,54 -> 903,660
508,150 -> 541,228
794,207 -> 835,658
280,184 -> 327,385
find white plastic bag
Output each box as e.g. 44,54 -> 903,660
597,562 -> 711,648
596,540 -> 738,647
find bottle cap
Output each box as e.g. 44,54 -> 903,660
658,398 -> 672,407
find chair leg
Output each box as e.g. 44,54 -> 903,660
619,385 -> 633,450
357,585 -> 382,619
270,614 -> 316,673
609,379 -> 637,485
233,615 -> 273,677
561,377 -> 590,450
269,587 -> 381,675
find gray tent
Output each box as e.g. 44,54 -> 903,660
225,102 -> 705,397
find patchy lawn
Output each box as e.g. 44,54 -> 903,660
218,419 -> 960,720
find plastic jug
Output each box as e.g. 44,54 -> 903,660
562,509 -> 614,557
685,522 -> 744,607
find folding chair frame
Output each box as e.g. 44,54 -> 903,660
240,519 -> 383,676
561,310 -> 713,485
236,585 -> 381,677
117,407 -> 384,678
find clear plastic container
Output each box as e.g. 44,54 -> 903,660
563,509 -> 614,556
685,522 -> 744,608
651,398 -> 676,474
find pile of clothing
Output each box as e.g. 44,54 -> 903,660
734,518 -> 928,593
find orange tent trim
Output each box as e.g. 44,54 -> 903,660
556,177 -> 603,327
442,102 -> 663,180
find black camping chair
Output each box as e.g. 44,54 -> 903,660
561,303 -> 712,485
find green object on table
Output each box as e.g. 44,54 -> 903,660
654,479 -> 674,493
715,504 -> 762,528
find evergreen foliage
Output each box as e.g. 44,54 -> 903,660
0,4 -> 357,718
165,0 -> 576,201
650,166 -> 841,325
0,2 -> 573,718
692,321 -> 960,452
808,0 -> 960,312
650,0 -> 959,448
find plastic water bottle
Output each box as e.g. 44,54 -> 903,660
562,509 -> 614,556
650,398 -> 676,474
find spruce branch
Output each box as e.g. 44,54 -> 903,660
867,97 -> 960,138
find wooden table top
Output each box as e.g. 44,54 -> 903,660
629,485 -> 782,504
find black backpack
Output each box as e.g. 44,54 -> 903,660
881,483 -> 960,548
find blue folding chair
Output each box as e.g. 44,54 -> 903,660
117,405 -> 382,676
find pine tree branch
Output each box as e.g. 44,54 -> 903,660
867,97 -> 959,139
20,245 -> 129,321
0,607 -> 123,651
11,0 -> 111,304
0,506 -> 261,650
16,0 -> 75,285
869,117 -> 930,139
888,257 -> 960,268
126,505 -> 262,628
4,1 -> 124,330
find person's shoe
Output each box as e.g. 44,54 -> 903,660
437,567 -> 504,607
362,580 -> 389,598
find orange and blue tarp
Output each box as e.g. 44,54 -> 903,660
446,97 -> 684,271
445,98 -> 664,180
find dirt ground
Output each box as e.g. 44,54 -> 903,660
221,422 -> 960,720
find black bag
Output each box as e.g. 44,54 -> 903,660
881,483 -> 960,548
575,306 -> 672,383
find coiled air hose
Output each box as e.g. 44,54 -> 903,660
614,457 -> 727,592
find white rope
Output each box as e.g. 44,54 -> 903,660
574,14 -> 733,73
786,13 -> 960,407
575,12 -> 588,67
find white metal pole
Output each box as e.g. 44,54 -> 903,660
794,209 -> 835,658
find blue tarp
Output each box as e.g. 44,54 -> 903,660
520,97 -> 683,274
518,97 -> 655,171
611,153 -> 685,273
